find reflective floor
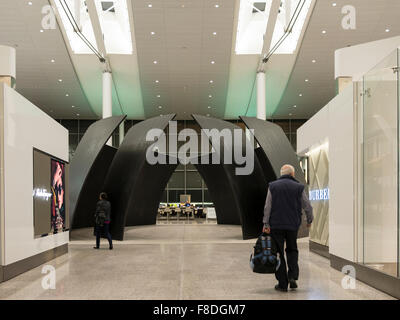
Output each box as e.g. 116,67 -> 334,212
0,224 -> 395,300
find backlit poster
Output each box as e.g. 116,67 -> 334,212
51,159 -> 66,233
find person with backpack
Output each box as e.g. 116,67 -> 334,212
94,192 -> 113,250
262,164 -> 313,292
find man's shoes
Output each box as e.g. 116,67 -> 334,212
93,247 -> 99,249
109,245 -> 113,250
274,284 -> 288,292
289,279 -> 298,289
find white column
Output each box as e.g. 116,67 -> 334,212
119,122 -> 125,146
256,71 -> 266,121
103,71 -> 112,146
0,45 -> 16,88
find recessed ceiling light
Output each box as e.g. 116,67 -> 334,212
66,94 -> 69,97
322,30 -> 327,34
153,60 -> 158,64
148,4 -> 152,8
51,59 -> 55,63
211,60 -> 215,64
72,105 -> 75,108
28,2 -> 32,5
40,29 -> 44,33
215,4 -> 219,8
312,59 -> 316,63
157,95 -> 161,98
332,3 -> 337,6
305,79 -> 309,82
209,95 -> 212,98
155,80 -> 159,83
208,106 -> 211,109
58,79 -> 63,82
158,106 -> 162,109
293,105 -> 297,108
210,80 -> 214,83
299,94 -> 303,97
76,113 -> 80,116
385,28 -> 390,33
213,32 -> 217,36
289,113 -> 293,116
151,31 -> 155,35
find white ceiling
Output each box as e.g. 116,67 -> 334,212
1,0 -> 400,121
274,0 -> 400,119
131,0 -> 235,120
0,0 -> 95,118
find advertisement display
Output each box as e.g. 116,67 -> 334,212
33,149 -> 68,237
51,159 -> 66,234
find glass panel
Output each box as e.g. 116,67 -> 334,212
168,172 -> 184,189
69,134 -> 79,159
398,49 -> 400,279
168,190 -> 185,203
363,49 -> 399,277
186,190 -> 202,202
204,189 -> 212,202
186,172 -> 202,189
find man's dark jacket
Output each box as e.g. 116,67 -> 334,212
269,175 -> 304,231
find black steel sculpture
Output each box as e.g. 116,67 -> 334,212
69,115 -> 126,229
71,145 -> 117,229
240,116 -> 309,237
192,114 -> 268,239
103,114 -> 176,240
195,159 -> 241,225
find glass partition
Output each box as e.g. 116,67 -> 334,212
362,49 -> 399,277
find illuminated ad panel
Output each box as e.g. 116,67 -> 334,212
33,149 -> 68,237
306,142 -> 329,246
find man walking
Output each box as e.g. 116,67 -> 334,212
94,192 -> 113,250
263,164 -> 313,292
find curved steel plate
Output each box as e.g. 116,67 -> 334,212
72,145 -> 117,229
69,115 -> 126,228
240,116 -> 309,237
192,114 -> 267,239
103,114 -> 176,240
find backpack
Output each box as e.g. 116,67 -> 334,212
95,205 -> 107,226
250,233 -> 281,274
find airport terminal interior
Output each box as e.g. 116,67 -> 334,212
1,0 -> 400,301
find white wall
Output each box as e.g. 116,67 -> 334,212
335,36 -> 400,81
297,85 -> 355,261
0,83 -> 69,266
327,85 -> 355,261
297,105 -> 329,155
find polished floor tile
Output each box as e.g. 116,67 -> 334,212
0,225 -> 395,300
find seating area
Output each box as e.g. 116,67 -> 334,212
157,204 -> 210,222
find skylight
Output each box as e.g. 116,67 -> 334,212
235,0 -> 313,55
54,0 -> 133,55
55,0 -> 99,54
94,0 -> 133,54
271,0 -> 313,54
